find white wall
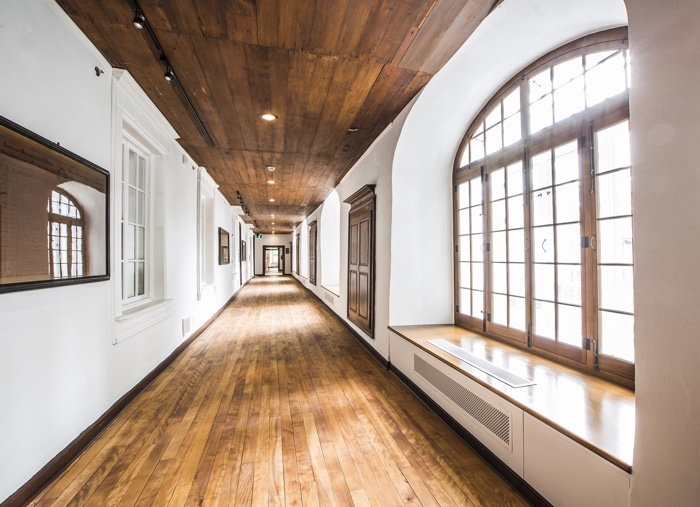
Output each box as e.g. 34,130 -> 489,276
320,190 -> 341,290
294,101 -> 416,359
0,1 -> 251,502
626,0 -> 700,504
254,234 -> 292,275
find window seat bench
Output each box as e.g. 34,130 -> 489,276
388,325 -> 634,507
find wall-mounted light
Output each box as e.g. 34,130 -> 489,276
164,67 -> 175,82
133,11 -> 146,29
259,113 -> 278,121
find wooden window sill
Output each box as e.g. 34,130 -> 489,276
388,324 -> 634,472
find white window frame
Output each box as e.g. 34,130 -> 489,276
197,167 -> 217,300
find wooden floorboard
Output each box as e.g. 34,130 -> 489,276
28,276 -> 528,507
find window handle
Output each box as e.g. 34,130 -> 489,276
590,234 -> 597,251
541,238 -> 547,253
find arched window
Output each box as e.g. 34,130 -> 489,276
47,190 -> 85,279
454,29 -> 633,384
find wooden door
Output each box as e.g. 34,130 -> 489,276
345,186 -> 375,337
295,233 -> 300,274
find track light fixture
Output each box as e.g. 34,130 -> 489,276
164,67 -> 175,82
132,11 -> 146,29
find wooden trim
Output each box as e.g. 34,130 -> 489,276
343,184 -> 376,206
1,281 -> 250,507
389,366 -> 552,507
295,277 -> 388,369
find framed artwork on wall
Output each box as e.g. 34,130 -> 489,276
219,227 -> 230,265
0,115 -> 110,293
240,240 -> 246,262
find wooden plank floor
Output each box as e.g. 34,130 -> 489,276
29,276 -> 528,507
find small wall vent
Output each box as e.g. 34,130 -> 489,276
414,355 -> 511,448
324,292 -> 335,305
182,317 -> 192,337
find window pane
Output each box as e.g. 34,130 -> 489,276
460,289 -> 471,315
127,262 -> 136,298
492,231 -> 506,262
508,229 -> 524,263
470,134 -> 485,162
492,263 -> 507,294
554,141 -> 579,184
556,223 -> 581,263
553,57 -> 583,88
137,262 -> 145,296
490,168 -> 506,201
533,226 -> 554,263
485,125 -> 503,155
507,161 -> 523,196
137,191 -> 145,226
599,265 -> 634,313
138,156 -> 146,189
492,293 -> 508,326
534,300 -> 555,340
530,95 -> 553,133
128,187 -> 137,223
491,200 -> 506,232
557,265 -> 581,305
460,262 -> 471,288
128,150 -> 137,185
534,263 -> 555,301
600,311 -> 634,362
459,209 -> 470,235
531,151 -> 552,190
554,76 -> 585,122
471,205 -> 483,234
136,226 -> 145,260
509,296 -> 526,331
555,181 -> 580,223
596,121 -> 630,173
529,69 -> 552,102
470,178 -> 482,205
558,304 -> 581,347
597,168 -> 631,218
472,290 -> 484,318
485,106 -> 501,128
508,195 -> 524,229
460,236 -> 470,262
532,188 -> 553,226
458,183 -> 470,209
510,264 -> 525,297
503,87 -> 520,117
472,262 -> 484,291
598,217 -> 633,264
126,224 -> 135,260
586,51 -> 626,107
503,113 -> 521,146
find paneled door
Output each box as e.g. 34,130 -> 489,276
345,186 -> 375,337
309,221 -> 317,285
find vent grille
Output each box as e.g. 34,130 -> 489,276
414,355 -> 511,447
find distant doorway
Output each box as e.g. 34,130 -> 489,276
263,246 -> 284,275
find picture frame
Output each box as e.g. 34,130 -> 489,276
218,227 -> 230,265
240,240 -> 246,262
0,115 -> 110,293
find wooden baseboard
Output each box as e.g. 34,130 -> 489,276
293,277 -> 389,369
2,282 -> 248,507
389,366 -> 552,507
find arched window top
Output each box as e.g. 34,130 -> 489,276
459,28 -> 630,169
48,190 -> 82,220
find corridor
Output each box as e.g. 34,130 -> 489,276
29,277 -> 526,506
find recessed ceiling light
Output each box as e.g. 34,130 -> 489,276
272,222 -> 275,225
267,166 -> 275,172
267,180 -> 275,184
259,113 -> 278,121
269,198 -> 275,202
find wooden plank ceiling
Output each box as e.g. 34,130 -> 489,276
57,0 -> 496,233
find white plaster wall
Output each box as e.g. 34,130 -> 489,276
320,190 -> 341,289
626,0 -> 700,504
0,1 -> 248,502
254,234 -> 292,275
391,0 -> 627,326
295,101 -> 415,359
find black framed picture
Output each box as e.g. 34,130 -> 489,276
285,247 -> 290,254
0,115 -> 110,293
240,240 -> 246,262
219,227 -> 230,265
